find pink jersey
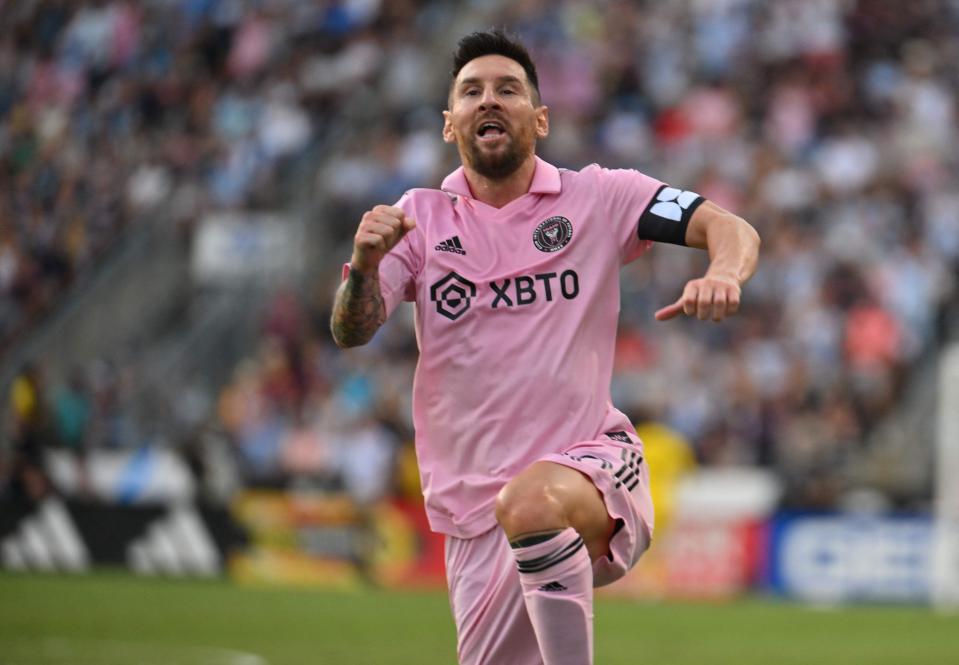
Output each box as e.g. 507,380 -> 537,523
357,157 -> 698,538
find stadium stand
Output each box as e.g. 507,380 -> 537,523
2,0 -> 958,518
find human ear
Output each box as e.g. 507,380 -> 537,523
442,110 -> 456,143
535,105 -> 549,139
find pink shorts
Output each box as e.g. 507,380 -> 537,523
445,435 -> 654,665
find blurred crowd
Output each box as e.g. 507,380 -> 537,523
5,0 -> 959,511
0,0 -> 323,354
1,0 -> 449,503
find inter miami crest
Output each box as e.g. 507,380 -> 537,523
533,216 -> 573,253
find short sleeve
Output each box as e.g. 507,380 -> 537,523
597,168 -> 662,264
340,193 -> 423,319
596,167 -> 704,263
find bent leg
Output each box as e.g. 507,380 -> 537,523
495,461 -> 616,561
494,462 -> 616,665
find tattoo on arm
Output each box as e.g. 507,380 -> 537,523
330,267 -> 386,348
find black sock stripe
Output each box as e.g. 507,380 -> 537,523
516,536 -> 583,569
516,537 -> 584,573
510,531 -> 562,549
517,539 -> 585,574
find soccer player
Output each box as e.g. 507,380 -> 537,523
331,30 -> 760,665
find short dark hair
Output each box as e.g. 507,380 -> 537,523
450,29 -> 541,105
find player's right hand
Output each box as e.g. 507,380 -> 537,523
351,205 -> 416,273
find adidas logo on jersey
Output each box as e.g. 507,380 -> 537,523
435,236 -> 466,255
538,581 -> 568,592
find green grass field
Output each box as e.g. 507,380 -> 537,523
1,573 -> 957,664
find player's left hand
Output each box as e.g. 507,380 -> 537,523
655,273 -> 742,322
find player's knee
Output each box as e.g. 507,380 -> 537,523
495,482 -> 568,538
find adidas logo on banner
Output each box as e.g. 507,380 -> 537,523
1,498 -> 89,572
127,507 -> 221,577
435,236 -> 466,255
538,581 -> 568,592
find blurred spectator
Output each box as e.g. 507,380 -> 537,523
52,368 -> 91,452
5,363 -> 53,501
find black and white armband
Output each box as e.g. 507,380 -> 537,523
637,185 -> 705,246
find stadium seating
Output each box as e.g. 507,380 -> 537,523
3,0 -> 957,518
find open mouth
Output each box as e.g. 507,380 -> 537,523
476,121 -> 507,141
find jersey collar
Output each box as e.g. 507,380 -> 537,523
441,156 -> 562,199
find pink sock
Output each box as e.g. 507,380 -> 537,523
511,527 -> 594,665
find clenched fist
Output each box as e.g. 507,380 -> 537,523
351,205 -> 416,273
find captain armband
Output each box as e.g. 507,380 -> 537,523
636,185 -> 705,246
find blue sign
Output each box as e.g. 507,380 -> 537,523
767,513 -> 932,603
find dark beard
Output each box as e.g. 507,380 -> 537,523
465,136 -> 528,180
